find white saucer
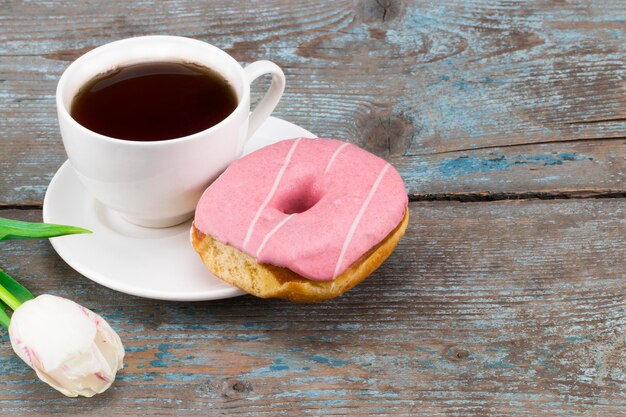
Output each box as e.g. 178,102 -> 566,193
43,117 -> 316,301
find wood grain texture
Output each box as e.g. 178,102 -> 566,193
1,0 -> 625,204
1,1 -> 625,415
0,200 -> 624,416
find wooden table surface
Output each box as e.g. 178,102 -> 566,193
1,1 -> 625,415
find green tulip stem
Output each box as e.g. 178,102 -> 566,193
0,302 -> 10,330
0,282 -> 22,312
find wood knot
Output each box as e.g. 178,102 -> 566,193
356,112 -> 414,158
357,0 -> 404,23
218,378 -> 253,399
446,346 -> 470,362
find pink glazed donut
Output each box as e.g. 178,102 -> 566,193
191,138 -> 409,302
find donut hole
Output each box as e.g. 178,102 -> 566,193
274,181 -> 322,215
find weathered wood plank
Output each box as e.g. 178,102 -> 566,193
0,200 -> 624,415
1,0 -> 625,204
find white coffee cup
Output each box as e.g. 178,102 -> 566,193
56,36 -> 285,228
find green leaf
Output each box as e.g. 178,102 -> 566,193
0,217 -> 91,241
0,300 -> 10,330
0,270 -> 34,306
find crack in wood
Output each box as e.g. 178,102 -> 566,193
1,190 -> 624,211
406,136 -> 626,157
569,117 -> 626,125
374,0 -> 388,22
0,204 -> 43,210
409,190 -> 626,203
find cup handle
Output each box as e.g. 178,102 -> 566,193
243,60 -> 285,139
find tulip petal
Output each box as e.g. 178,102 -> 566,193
95,319 -> 125,373
11,296 -> 97,370
34,369 -> 79,398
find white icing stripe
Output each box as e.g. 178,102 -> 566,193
256,214 -> 295,258
332,163 -> 390,278
323,142 -> 350,176
243,138 -> 301,251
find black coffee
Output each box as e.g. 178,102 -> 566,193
70,61 -> 238,141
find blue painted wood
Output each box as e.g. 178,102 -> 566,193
0,0 -> 624,204
0,202 -> 625,415
0,0 -> 625,415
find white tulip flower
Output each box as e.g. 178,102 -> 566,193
8,294 -> 124,397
